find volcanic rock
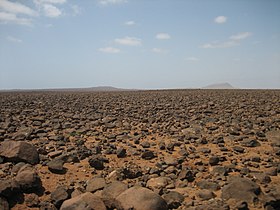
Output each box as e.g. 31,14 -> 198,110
221,176 -> 261,203
141,150 -> 156,160
116,147 -> 126,158
162,191 -> 184,209
48,158 -> 65,174
60,192 -> 106,210
15,168 -> 42,192
115,186 -> 168,210
0,140 -> 39,164
102,181 -> 128,208
51,186 -> 71,207
86,177 -> 106,193
88,155 -> 105,170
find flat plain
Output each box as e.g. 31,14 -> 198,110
0,89 -> 280,210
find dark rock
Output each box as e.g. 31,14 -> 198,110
60,192 -> 106,210
0,140 -> 39,164
88,156 -> 105,170
141,150 -> 156,160
158,141 -> 166,150
76,146 -> 92,160
242,139 -> 261,147
221,176 -> 261,203
86,177 -> 106,193
122,163 -> 142,179
15,168 -> 42,192
256,131 -> 265,138
116,186 -> 168,210
116,147 -> 126,158
178,168 -> 195,182
233,146 -> 245,153
166,142 -> 175,151
251,156 -> 261,162
0,179 -> 20,197
162,191 -> 184,209
92,144 -> 102,155
59,153 -> 80,164
48,158 -> 65,174
51,186 -> 70,208
209,156 -> 220,166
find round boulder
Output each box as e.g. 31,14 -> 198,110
60,192 -> 106,210
115,186 -> 168,210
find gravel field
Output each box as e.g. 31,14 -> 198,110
0,89 -> 280,210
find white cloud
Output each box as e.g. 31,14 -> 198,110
99,47 -> 121,53
0,0 -> 68,26
201,32 -> 252,49
34,0 -> 66,4
0,0 -> 38,16
43,4 -> 62,17
125,20 -> 135,26
186,57 -> 199,61
152,48 -> 168,54
201,41 -> 239,49
99,0 -> 127,5
214,16 -> 227,24
115,36 -> 141,46
230,32 -> 252,40
7,36 -> 22,43
0,12 -> 32,25
156,33 -> 171,40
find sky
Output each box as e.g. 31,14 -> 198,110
0,0 -> 280,89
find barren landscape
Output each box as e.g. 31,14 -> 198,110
0,89 -> 280,210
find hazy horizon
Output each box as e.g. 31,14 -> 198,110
1,0 -> 280,90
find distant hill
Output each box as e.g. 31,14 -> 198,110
51,86 -> 135,92
202,82 -> 235,89
84,86 -> 128,91
0,86 -> 135,92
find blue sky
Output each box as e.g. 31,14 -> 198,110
0,0 -> 279,89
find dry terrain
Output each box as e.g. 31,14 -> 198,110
0,89 -> 280,210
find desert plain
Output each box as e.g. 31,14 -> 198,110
0,89 -> 280,210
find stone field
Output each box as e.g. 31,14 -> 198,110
0,89 -> 280,210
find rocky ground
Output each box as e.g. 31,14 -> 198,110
0,89 -> 280,210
